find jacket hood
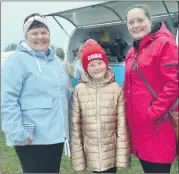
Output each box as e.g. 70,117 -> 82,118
79,68 -> 115,88
16,41 -> 58,74
151,21 -> 175,40
16,41 -> 55,61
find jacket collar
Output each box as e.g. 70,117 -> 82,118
79,68 -> 115,88
16,41 -> 55,61
133,22 -> 162,52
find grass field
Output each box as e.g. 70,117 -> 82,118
1,131 -> 178,173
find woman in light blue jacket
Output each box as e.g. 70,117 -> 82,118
1,13 -> 71,173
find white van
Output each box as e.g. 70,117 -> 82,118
45,1 -> 178,85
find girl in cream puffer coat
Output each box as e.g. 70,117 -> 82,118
70,39 -> 130,173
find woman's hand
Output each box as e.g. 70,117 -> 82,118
21,136 -> 33,146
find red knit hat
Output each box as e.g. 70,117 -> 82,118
81,39 -> 108,73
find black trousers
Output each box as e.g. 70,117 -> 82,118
15,143 -> 64,173
139,159 -> 172,173
93,167 -> 117,173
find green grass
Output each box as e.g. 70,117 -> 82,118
1,132 -> 178,173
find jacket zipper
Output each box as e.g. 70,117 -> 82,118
132,37 -> 161,136
129,53 -> 138,154
129,38 -> 154,152
96,87 -> 103,171
133,54 -> 160,136
54,58 -> 71,156
50,62 -> 66,140
164,63 -> 178,68
130,53 -> 138,121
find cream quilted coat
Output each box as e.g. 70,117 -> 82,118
70,68 -> 130,172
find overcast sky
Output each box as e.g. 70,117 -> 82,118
1,1 -> 103,51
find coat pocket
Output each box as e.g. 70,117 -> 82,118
20,97 -> 53,110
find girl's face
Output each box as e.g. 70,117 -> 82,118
26,27 -> 50,51
126,8 -> 152,40
87,59 -> 107,82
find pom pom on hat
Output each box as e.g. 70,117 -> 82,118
81,39 -> 108,73
83,39 -> 98,47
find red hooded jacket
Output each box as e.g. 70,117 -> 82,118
124,22 -> 178,163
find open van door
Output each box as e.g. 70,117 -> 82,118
45,1 -> 178,86
46,1 -> 178,28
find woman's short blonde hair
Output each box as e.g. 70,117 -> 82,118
56,47 -> 65,60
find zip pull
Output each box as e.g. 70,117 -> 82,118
134,52 -> 138,58
64,138 -> 71,158
133,56 -> 139,72
134,63 -> 139,71
133,52 -> 139,71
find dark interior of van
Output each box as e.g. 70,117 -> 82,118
68,15 -> 178,64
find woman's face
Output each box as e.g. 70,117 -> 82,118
126,8 -> 152,40
26,27 -> 50,51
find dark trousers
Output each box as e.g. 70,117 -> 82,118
139,159 -> 172,173
93,167 -> 117,173
15,143 -> 64,173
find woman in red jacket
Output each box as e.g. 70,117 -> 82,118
124,4 -> 178,173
